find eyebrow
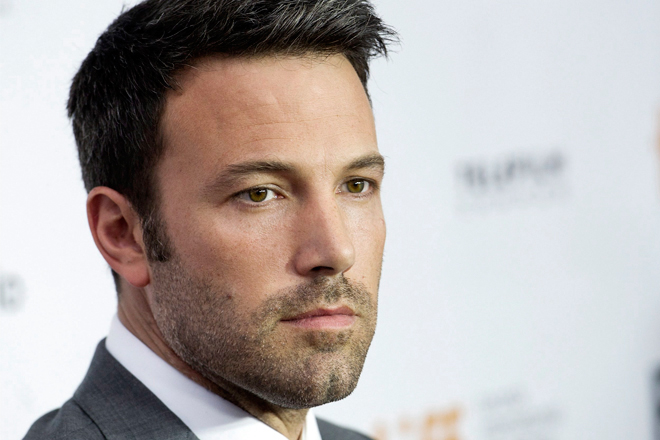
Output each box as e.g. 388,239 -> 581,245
202,152 -> 385,195
345,153 -> 386,173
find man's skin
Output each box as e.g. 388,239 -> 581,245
85,54 -> 386,440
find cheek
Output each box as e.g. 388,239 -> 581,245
170,212 -> 291,297
347,208 -> 386,286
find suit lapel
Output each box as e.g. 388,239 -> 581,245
317,419 -> 372,440
73,340 -> 199,440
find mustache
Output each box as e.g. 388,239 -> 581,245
255,276 -> 374,323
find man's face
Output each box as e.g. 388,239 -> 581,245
146,55 -> 385,408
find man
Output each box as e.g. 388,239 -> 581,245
24,0 -> 395,439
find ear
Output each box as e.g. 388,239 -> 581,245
87,187 -> 151,288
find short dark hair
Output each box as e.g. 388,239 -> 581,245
68,0 -> 396,289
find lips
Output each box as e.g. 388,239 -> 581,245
281,306 -> 356,330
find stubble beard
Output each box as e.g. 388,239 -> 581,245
148,256 -> 378,410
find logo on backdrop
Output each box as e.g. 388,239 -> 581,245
0,272 -> 26,313
455,149 -> 568,211
479,389 -> 562,440
369,389 -> 562,440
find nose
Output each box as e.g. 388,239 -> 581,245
292,196 -> 355,277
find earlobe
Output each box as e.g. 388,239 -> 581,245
87,187 -> 151,288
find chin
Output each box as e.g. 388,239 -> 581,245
254,366 -> 364,410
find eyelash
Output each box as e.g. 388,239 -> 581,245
233,178 -> 378,205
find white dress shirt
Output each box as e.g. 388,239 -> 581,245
105,315 -> 322,440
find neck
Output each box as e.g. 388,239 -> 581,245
117,283 -> 308,440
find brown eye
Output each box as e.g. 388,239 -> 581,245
248,188 -> 269,202
236,187 -> 278,204
346,180 -> 367,193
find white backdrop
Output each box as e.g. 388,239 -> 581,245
2,1 -> 660,439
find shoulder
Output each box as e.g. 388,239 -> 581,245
23,399 -> 104,440
316,418 -> 374,440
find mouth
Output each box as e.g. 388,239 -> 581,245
281,306 -> 356,330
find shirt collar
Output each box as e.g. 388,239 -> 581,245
105,315 -> 322,440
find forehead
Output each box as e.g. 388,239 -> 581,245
158,54 -> 376,171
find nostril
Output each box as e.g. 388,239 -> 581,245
311,266 -> 334,272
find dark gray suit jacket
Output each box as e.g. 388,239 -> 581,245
23,341 -> 371,440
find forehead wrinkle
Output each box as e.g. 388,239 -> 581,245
231,111 -> 371,146
231,80 -> 365,124
244,114 -> 355,128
